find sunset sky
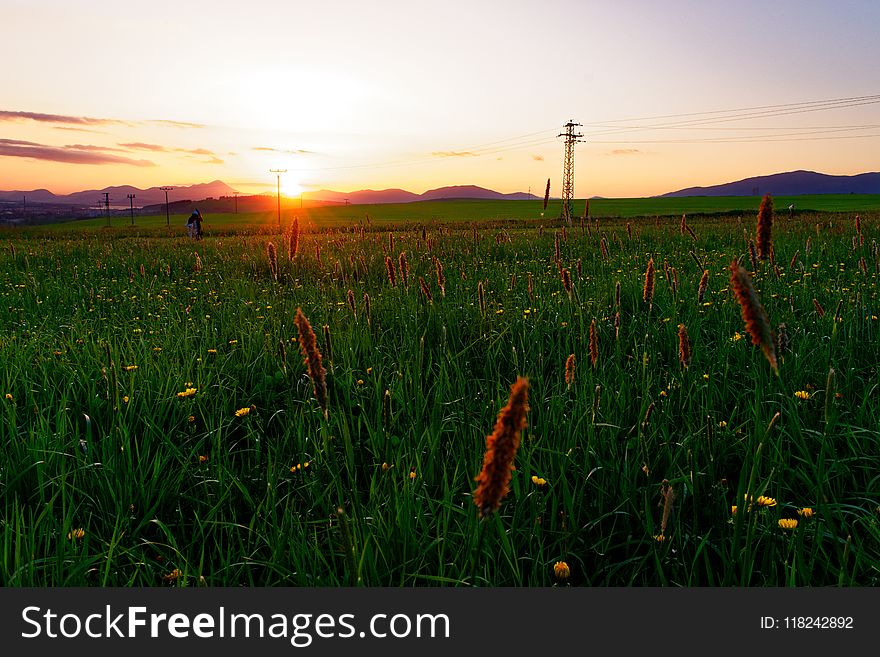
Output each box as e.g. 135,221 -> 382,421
2,0 -> 879,199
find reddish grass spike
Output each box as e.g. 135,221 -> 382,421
384,255 -> 397,287
589,319 -> 598,367
678,323 -> 691,368
294,308 -> 328,418
729,261 -> 778,373
543,178 -> 551,211
756,193 -> 773,260
565,354 -> 576,389
643,257 -> 655,305
473,377 -> 530,518
697,269 -> 709,304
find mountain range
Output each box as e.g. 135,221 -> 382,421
2,171 -> 878,208
662,170 -> 880,197
302,185 -> 533,204
0,180 -> 238,206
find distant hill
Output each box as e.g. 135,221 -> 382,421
662,170 -> 880,197
305,185 -> 532,205
0,180 -> 238,206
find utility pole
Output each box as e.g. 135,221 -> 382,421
269,169 -> 286,233
127,194 -> 136,225
557,120 -> 583,225
233,192 -> 239,214
103,193 -> 111,227
160,187 -> 173,226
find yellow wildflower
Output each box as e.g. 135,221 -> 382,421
198,455 -> 208,463
207,349 -> 217,355
794,390 -> 810,400
177,387 -> 197,398
4,393 -> 12,401
235,406 -> 252,417
778,518 -> 798,530
68,528 -> 85,540
123,365 -> 138,371
122,396 -> 129,404
553,561 -> 570,582
797,508 -> 814,519
531,475 -> 548,487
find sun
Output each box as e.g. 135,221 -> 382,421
281,179 -> 303,197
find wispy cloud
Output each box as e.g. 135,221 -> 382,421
0,139 -> 155,166
118,142 -> 218,158
252,146 -> 315,155
532,154 -> 544,161
119,142 -> 168,152
432,151 -> 479,158
148,119 -> 207,129
0,110 -> 129,126
52,126 -> 107,134
0,110 -> 207,129
65,143 -> 127,153
608,148 -> 643,156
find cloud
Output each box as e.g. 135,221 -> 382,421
608,149 -> 643,156
432,151 -> 479,158
118,143 -> 218,158
0,110 -> 207,130
65,143 -> 127,152
52,126 -> 106,134
148,119 -> 207,129
532,154 -> 544,161
0,110 -> 130,126
119,142 -> 168,152
252,146 -> 314,155
0,139 -> 155,166
204,156 -> 224,164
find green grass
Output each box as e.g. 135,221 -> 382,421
16,194 -> 880,235
1,207 -> 879,586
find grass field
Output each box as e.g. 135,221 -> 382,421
1,199 -> 879,586
16,193 -> 880,234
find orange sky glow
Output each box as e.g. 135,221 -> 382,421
1,0 -> 878,199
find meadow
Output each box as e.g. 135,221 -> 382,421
1,198 -> 879,586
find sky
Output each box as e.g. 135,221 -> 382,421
1,0 -> 879,198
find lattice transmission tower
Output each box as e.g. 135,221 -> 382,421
557,120 -> 583,224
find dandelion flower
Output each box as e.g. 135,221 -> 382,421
797,507 -> 814,519
198,455 -> 208,463
177,387 -> 197,398
68,528 -> 85,540
553,561 -> 570,582
235,406 -> 252,417
778,518 -> 798,530
794,390 -> 810,400
531,475 -> 548,487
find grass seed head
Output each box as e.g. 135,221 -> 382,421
473,377 -> 529,518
